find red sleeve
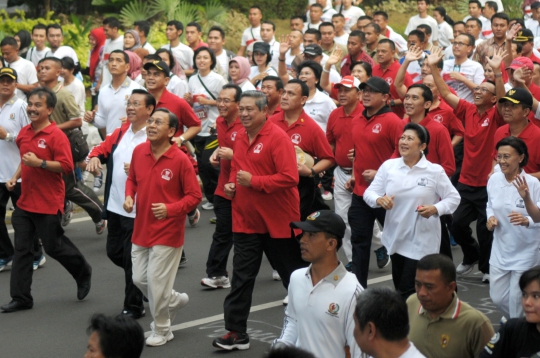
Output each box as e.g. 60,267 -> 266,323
455,100 -> 473,126
493,106 -> 505,127
326,116 -> 336,145
54,133 -> 75,175
403,72 -> 413,87
125,147 -> 139,198
87,127 -> 121,161
308,123 -> 335,162
448,114 -> 465,137
178,98 -> 201,128
434,127 -> 456,176
165,153 -> 203,217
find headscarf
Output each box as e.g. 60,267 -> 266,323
126,50 -> 142,80
15,30 -> 31,58
124,29 -> 141,51
89,27 -> 106,81
230,56 -> 251,85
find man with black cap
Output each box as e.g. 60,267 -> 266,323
512,28 -> 540,63
273,210 -> 363,358
346,76 -> 404,289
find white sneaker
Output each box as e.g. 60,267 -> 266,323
201,276 -> 231,289
146,331 -> 174,346
169,292 -> 189,323
322,190 -> 333,201
272,270 -> 281,281
202,202 -> 214,210
482,273 -> 490,283
283,295 -> 288,306
456,262 -> 477,275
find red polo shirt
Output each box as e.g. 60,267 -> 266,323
493,122 -> 540,175
16,122 -> 73,215
351,107 -> 404,196
372,61 -> 412,119
326,103 -> 364,168
428,100 -> 465,137
268,105 -> 282,116
215,116 -> 243,200
229,121 -> 300,238
341,52 -> 375,77
269,110 -> 335,162
527,83 -> 540,129
126,143 -> 202,248
156,89 -> 201,137
455,100 -> 504,187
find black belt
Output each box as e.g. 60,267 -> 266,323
340,167 -> 352,175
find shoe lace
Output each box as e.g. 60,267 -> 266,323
375,248 -> 386,260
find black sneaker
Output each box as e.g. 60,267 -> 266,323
212,331 -> 250,350
374,246 -> 390,269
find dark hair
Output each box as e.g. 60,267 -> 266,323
485,1 -> 498,12
365,22 -> 381,34
265,346 -> 316,358
131,88 -> 156,112
15,30 -> 31,50
154,108 -> 179,135
32,23 -> 47,34
250,5 -> 262,14
434,6 -> 454,26
304,28 -> 322,41
290,15 -> 304,22
349,30 -> 366,43
458,33 -> 476,48
355,287 -> 409,341
514,42 -> 523,54
453,21 -> 466,29
311,3 -> 323,10
319,22 -> 335,30
186,21 -> 202,32
509,18 -> 525,28
496,136 -> 529,168
297,60 -> 323,91
155,48 -> 176,71
373,11 -> 389,20
466,17 -> 483,29
28,87 -> 57,109
378,38 -> 396,51
491,12 -> 509,24
262,21 -> 276,32
208,25 -> 225,39
404,122 -> 431,155
417,0 -> 430,4
110,49 -> 129,64
38,56 -> 62,68
144,54 -> 160,62
358,15 -> 373,21
167,20 -> 184,32
408,83 -> 433,117
287,79 -> 310,97
519,266 -> 540,291
468,0 -> 482,8
61,56 -> 80,76
133,20 -> 151,37
240,90 -> 268,110
416,24 -> 432,36
46,23 -> 63,35
103,17 -> 121,30
221,83 -> 242,102
193,47 -> 217,70
262,76 -> 284,91
409,29 -> 426,43
332,13 -> 345,19
87,314 -> 144,358
350,61 -> 372,77
417,254 -> 456,285
0,37 -> 18,48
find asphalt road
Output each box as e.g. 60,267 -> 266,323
0,193 -> 502,358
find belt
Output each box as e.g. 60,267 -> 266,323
340,167 -> 352,175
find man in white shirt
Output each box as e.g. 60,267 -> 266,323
261,21 -> 281,70
273,210 -> 363,358
207,26 -> 235,79
464,0 -> 492,39
161,20 -> 194,77
338,0 -> 365,33
443,22 -> 467,60
99,17 -> 124,91
373,11 -> 408,54
304,3 -> 324,32
354,287 -> 426,358
332,14 -> 349,46
1,37 -> 38,101
527,2 -> 540,50
319,0 -> 338,22
405,0 -> 439,46
134,20 -> 156,54
26,24 -> 50,67
46,24 -> 79,66
238,6 -> 263,56
290,16 -> 305,32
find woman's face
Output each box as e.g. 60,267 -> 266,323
14,36 -> 21,49
522,280 -> 540,325
229,61 -> 240,81
247,51 -> 254,66
157,52 -> 171,67
89,35 -> 97,49
484,64 -> 494,81
299,67 -> 317,89
351,64 -> 369,83
60,67 -> 68,78
195,50 -> 212,72
398,129 -> 425,158
253,51 -> 267,66
433,11 -> 443,23
124,33 -> 136,49
497,145 -> 523,175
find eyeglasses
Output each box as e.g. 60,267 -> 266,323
216,98 -> 234,104
473,86 -> 496,95
126,101 -> 142,107
453,41 -> 470,47
146,118 -> 168,126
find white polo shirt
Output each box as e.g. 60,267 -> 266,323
364,156 -> 461,260
334,33 -> 349,47
94,77 -> 144,134
338,6 -> 365,33
275,263 -> 364,358
401,343 -> 427,358
108,124 -> 147,218
304,90 -> 337,133
8,57 -> 38,101
101,36 -> 124,86
267,39 -> 281,71
50,45 -> 79,63
241,26 -> 261,47
0,96 -> 29,182
441,59 -> 484,103
188,71 -> 227,137
64,78 -> 86,117
167,74 -> 189,98
26,46 -> 51,67
486,171 -> 540,271
404,15 -> 439,43
142,42 -> 156,54
162,42 -> 194,72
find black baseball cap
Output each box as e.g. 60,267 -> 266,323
514,29 -> 534,43
143,60 -> 171,77
290,210 -> 346,240
253,42 -> 270,55
0,67 -> 17,80
304,44 -> 323,57
498,88 -> 533,107
359,76 -> 390,94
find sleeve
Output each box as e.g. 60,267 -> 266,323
250,136 -> 300,193
26,63 -> 38,84
455,99 -> 472,125
93,91 -> 107,129
165,154 -> 203,217
486,178 -> 495,219
473,64 -> 486,85
326,116 -> 336,145
363,160 -> 389,208
433,167 -> 461,215
241,29 -> 248,47
309,123 -> 335,161
431,19 -> 439,42
86,129 -> 120,163
63,92 -> 82,121
53,133 -> 75,174
273,281 -> 298,347
125,147 -> 139,198
472,319 -> 496,358
479,321 -> 514,358
434,127 -> 456,176
13,102 -> 30,140
171,78 -> 189,98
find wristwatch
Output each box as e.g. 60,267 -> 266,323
309,168 -> 316,177
40,160 -> 47,169
4,133 -> 12,142
179,136 -> 186,145
389,99 -> 395,107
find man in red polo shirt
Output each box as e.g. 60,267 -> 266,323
1,87 -> 92,313
340,30 -> 375,77
372,39 -> 413,119
345,76 -> 404,289
427,48 -> 506,283
125,108 -> 202,346
212,90 -> 303,351
269,79 -> 334,220
260,76 -> 284,116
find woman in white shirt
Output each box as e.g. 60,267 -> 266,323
433,7 -> 454,49
364,123 -> 460,299
487,136 -> 540,319
249,42 -> 278,90
229,56 -> 256,92
155,48 -> 189,98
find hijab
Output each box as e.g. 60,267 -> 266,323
124,29 -> 141,51
126,50 -> 142,80
89,27 -> 106,81
230,56 -> 251,85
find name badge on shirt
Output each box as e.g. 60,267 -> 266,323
417,177 -> 428,186
291,133 -> 301,144
37,139 -> 47,149
161,169 -> 173,181
9,113 -> 15,120
253,143 -> 263,154
515,198 -> 525,208
372,124 -> 382,134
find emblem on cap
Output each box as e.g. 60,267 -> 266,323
508,89 -> 516,96
307,211 -> 320,220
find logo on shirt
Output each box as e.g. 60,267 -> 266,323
231,131 -> 237,141
372,123 -> 382,134
417,177 -> 428,186
9,113 -> 14,120
37,139 -> 47,149
433,114 -> 443,123
441,334 -> 450,348
161,169 -> 173,181
481,118 -> 490,127
327,302 -> 340,316
291,133 -> 302,144
253,143 -> 263,154
308,108 -> 318,117
515,198 -> 525,208
125,94 -> 129,101
385,77 -> 393,85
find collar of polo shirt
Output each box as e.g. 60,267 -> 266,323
305,262 -> 348,287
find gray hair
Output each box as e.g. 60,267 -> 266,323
240,90 -> 268,111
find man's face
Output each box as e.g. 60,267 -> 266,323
415,269 -> 456,314
145,67 -> 169,90
207,30 -> 224,52
468,3 -> 481,17
364,26 -> 378,46
353,316 -> 373,357
32,29 -> 47,48
407,35 -> 422,49
472,82 -> 496,107
320,26 -> 335,45
47,28 -> 63,49
310,7 -> 323,23
0,76 -> 17,98
108,53 -> 128,76
452,34 -> 472,58
238,96 -> 266,130
261,80 -> 283,105
483,4 -> 495,19
511,43 -> 521,58
421,60 -> 433,78
1,45 -> 18,63
217,88 -> 238,118
134,25 -> 145,40
417,0 -> 427,13
404,87 -> 431,117
357,19 -> 371,32
501,101 -> 529,123
453,24 -> 466,38
298,231 -> 334,262
466,20 -> 481,39
347,35 -> 363,57
521,41 -> 533,55
103,24 -> 116,40
248,8 -> 263,26
27,94 -> 53,123
38,60 -> 61,83
361,85 -> 387,109
260,24 -> 275,42
290,18 -> 304,31
165,25 -> 181,41
289,31 -> 303,48
422,75 -> 439,97
376,42 -> 394,65
146,111 -> 174,143
332,17 -> 345,32
185,26 -> 200,45
522,280 -> 540,325
303,34 -> 320,47
491,18 -> 508,39
372,15 -> 387,31
126,93 -> 151,123
337,85 -> 360,107
281,83 -> 306,111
